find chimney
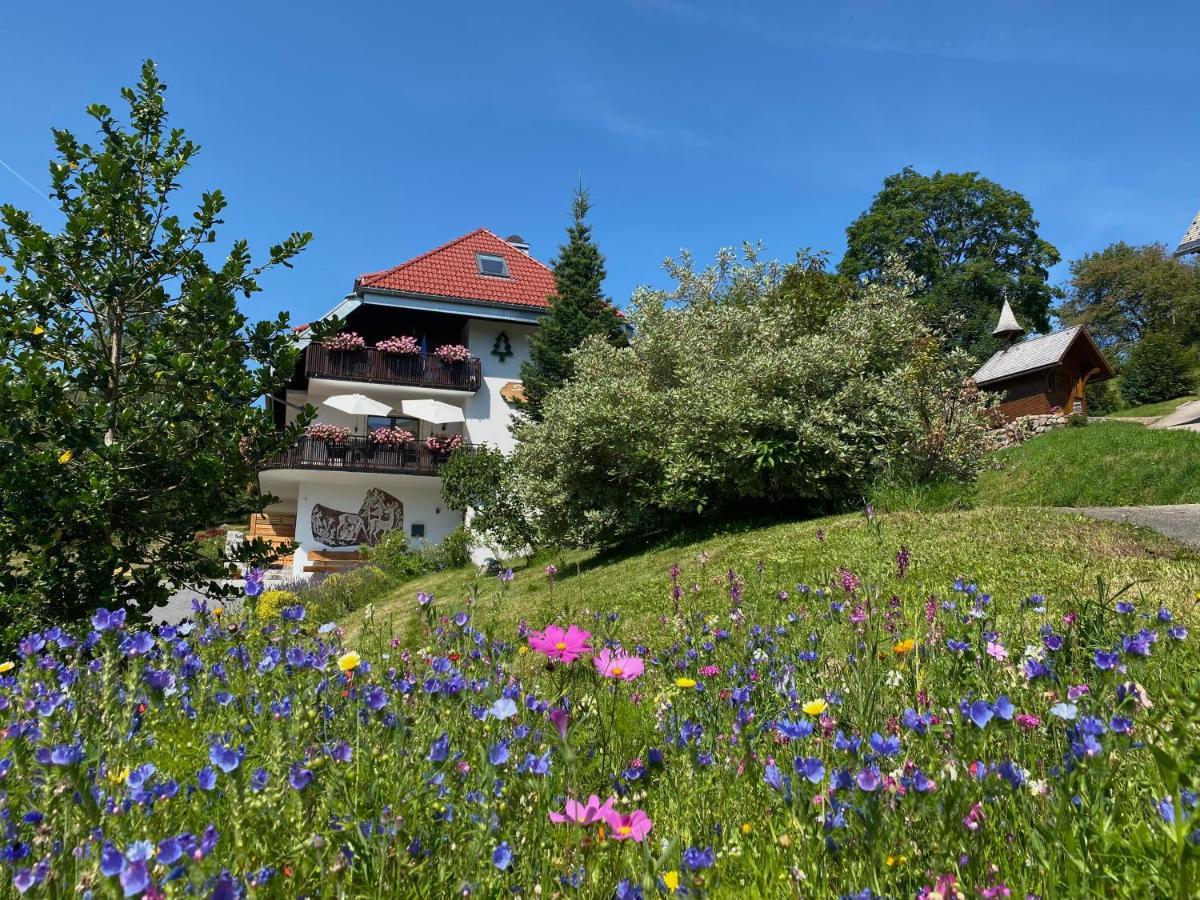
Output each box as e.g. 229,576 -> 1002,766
504,234 -> 530,255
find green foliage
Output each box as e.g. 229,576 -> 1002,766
437,525 -> 474,569
1059,242 -> 1200,358
840,167 -> 1061,357
1119,332 -> 1198,406
365,531 -> 435,580
438,446 -> 536,553
513,247 -> 996,548
0,61 -> 312,634
256,589 -> 299,620
519,184 -> 627,419
1086,377 -> 1122,415
976,421 -> 1200,507
289,565 -> 393,621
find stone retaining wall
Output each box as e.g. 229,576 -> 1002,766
990,413 -> 1068,449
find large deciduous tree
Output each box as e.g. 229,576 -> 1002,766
840,167 -> 1061,357
1058,242 -> 1200,358
0,61 -> 311,638
519,184 -> 626,420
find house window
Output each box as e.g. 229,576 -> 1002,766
411,523 -> 425,538
476,253 -> 509,278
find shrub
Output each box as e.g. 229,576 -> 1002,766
256,589 -> 299,620
365,531 -> 435,579
437,525 -> 474,569
513,248 -> 996,547
1086,378 -> 1121,415
1120,332 -> 1198,406
439,446 -> 537,553
289,565 -> 393,620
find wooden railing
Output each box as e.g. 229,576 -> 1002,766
258,435 -> 467,476
306,345 -> 481,391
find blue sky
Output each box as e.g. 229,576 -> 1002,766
3,0 -> 1198,326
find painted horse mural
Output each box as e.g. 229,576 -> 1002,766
310,488 -> 403,547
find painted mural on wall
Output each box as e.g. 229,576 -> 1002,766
310,488 -> 403,547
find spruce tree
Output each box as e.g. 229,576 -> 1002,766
521,185 -> 626,419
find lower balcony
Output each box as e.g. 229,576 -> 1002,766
258,435 -> 468,476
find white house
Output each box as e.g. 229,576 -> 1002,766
257,229 -> 552,576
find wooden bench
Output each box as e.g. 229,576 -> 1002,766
303,550 -> 367,574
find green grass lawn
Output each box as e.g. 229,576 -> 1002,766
973,420 -> 1200,508
1108,394 -> 1198,418
345,506 -> 1200,646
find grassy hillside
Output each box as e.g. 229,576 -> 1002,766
344,506 -> 1200,646
974,421 -> 1200,507
1108,394 -> 1198,418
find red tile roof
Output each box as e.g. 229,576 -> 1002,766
356,228 -> 556,309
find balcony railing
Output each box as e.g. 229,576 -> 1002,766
258,435 -> 468,476
306,345 -> 481,391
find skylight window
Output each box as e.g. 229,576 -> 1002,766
476,253 -> 510,278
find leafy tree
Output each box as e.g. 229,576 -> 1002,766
840,167 -> 1061,357
520,184 -> 626,419
0,61 -> 311,638
1058,242 -> 1200,358
514,248 -> 994,548
438,446 -> 536,555
1119,332 -> 1198,406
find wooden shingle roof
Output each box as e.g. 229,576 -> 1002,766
1176,208 -> 1200,257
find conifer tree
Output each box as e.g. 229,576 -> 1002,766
521,185 -> 625,419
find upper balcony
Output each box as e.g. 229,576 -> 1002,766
305,345 -> 482,392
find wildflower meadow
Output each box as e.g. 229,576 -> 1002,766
3,532 -> 1200,899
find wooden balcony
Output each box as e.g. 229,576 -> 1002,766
258,435 -> 467,476
305,345 -> 481,392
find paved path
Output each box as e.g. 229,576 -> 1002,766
1149,399 -> 1200,429
1060,504 -> 1200,549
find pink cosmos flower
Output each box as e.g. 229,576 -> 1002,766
986,641 -> 1008,661
604,808 -> 652,842
592,647 -> 645,681
527,624 -> 591,663
548,794 -> 616,826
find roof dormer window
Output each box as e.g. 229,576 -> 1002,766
476,253 -> 510,278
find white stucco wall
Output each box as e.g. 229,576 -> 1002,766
290,476 -> 461,576
464,320 -> 536,452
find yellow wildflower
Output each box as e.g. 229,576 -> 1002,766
662,871 -> 680,893
57,450 -> 73,464
887,853 -> 907,866
33,325 -> 44,336
893,639 -> 915,655
338,651 -> 362,672
741,822 -> 752,834
0,662 -> 14,674
675,677 -> 696,689
518,645 -> 529,655
802,699 -> 827,716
